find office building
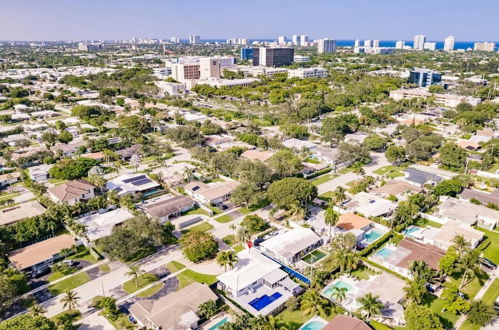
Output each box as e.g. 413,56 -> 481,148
443,36 -> 455,51
172,62 -> 200,83
354,39 -> 361,47
373,40 -> 380,48
293,55 -> 310,63
414,35 -> 426,50
189,35 -> 200,44
288,67 -> 328,79
408,68 -> 442,87
317,39 -> 336,53
292,35 -> 299,45
300,35 -> 309,46
252,47 -> 294,67
364,40 -> 372,48
78,43 -> 104,52
238,38 -> 248,45
474,42 -> 495,52
199,58 -> 221,80
241,47 -> 254,60
395,40 -> 405,49
170,37 -> 180,43
278,36 -> 286,45
424,42 -> 436,51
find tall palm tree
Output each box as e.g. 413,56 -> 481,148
403,279 -> 426,304
460,249 -> 480,289
216,251 -> 238,271
300,289 -> 330,318
60,290 -> 80,312
127,265 -> 144,288
330,286 -> 348,304
332,186 -> 346,206
263,315 -> 287,330
409,260 -> 435,283
229,224 -> 236,237
324,207 -> 339,240
30,304 -> 46,316
357,293 -> 384,321
452,235 -> 470,255
334,250 -> 360,273
236,227 -> 251,244
352,162 -> 365,176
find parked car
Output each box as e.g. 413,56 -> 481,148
253,238 -> 264,246
480,257 -> 497,270
31,266 -> 50,278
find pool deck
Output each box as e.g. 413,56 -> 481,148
298,316 -> 328,330
233,282 -> 294,316
201,313 -> 230,330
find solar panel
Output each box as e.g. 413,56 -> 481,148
132,178 -> 152,186
123,175 -> 146,183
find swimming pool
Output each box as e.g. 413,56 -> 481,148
208,317 -> 228,330
376,247 -> 394,259
322,280 -> 353,300
249,292 -> 282,311
300,320 -> 326,330
363,228 -> 384,244
302,250 -> 327,264
403,226 -> 421,237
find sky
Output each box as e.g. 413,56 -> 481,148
1,0 -> 498,41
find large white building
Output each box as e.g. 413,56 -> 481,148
364,39 -> 372,48
424,42 -> 436,51
443,36 -> 455,51
277,36 -> 286,45
373,40 -> 380,48
474,42 -> 495,52
395,40 -> 405,49
288,67 -> 328,79
300,35 -> 309,46
317,39 -> 336,53
413,34 -> 426,50
199,58 -> 221,80
390,88 -> 482,108
189,35 -> 200,44
292,35 -> 299,45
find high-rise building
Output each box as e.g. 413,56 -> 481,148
189,35 -> 200,44
78,43 -> 104,51
395,40 -> 405,49
474,42 -> 495,52
373,40 -> 380,48
424,42 -> 436,51
317,39 -> 337,53
238,38 -> 248,45
354,39 -> 360,47
170,37 -> 180,43
278,36 -> 286,45
443,36 -> 455,51
414,35 -> 426,50
300,35 -> 309,46
292,35 -> 299,45
408,68 -> 442,87
364,40 -> 372,48
253,47 -> 294,67
241,48 -> 254,60
199,58 -> 221,80
172,62 -> 201,83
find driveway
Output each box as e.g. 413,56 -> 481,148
77,312 -> 114,330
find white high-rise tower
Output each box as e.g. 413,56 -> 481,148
444,36 -> 455,51
414,34 -> 426,50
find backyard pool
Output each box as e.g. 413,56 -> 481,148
322,280 -> 353,300
302,250 -> 327,264
402,226 -> 422,238
363,228 -> 384,244
208,317 -> 228,330
300,320 -> 327,330
376,247 -> 394,259
249,292 -> 282,311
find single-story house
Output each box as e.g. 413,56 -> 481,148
343,192 -> 397,218
151,163 -> 196,187
76,208 -> 134,241
344,132 -> 368,144
260,227 -> 322,266
217,249 -> 302,316
51,140 -> 86,157
323,315 -> 371,330
459,188 -> 499,207
282,138 -> 316,150
48,180 -> 96,205
370,180 -> 422,201
438,197 -> 499,230
8,234 -> 77,272
0,200 -> 46,226
402,168 -> 443,187
129,282 -> 218,330
115,145 -> 140,161
144,195 -> 196,223
184,180 -> 239,205
0,171 -> 20,187
106,173 -> 161,197
241,149 -> 275,162
27,164 -> 53,182
432,221 -> 484,250
313,146 -> 340,166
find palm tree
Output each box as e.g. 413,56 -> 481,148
324,207 -> 339,240
332,186 -> 347,206
357,293 -> 384,321
452,235 -> 470,254
334,250 -> 360,273
352,162 -> 365,176
403,279 -> 426,304
263,315 -> 287,330
126,265 -> 144,288
229,224 -> 236,237
216,251 -> 238,271
236,227 -> 251,244
460,249 -> 480,289
409,260 -> 435,283
300,289 -> 330,318
60,290 -> 80,312
30,304 -> 46,316
330,286 -> 348,304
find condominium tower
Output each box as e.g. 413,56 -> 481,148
414,35 -> 426,50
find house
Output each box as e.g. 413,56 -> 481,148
438,197 -> 499,230
402,167 -> 443,187
313,146 -> 340,166
27,164 -> 52,182
343,192 -> 397,218
51,140 -> 86,157
8,234 -> 77,272
76,208 -> 133,241
106,173 -> 161,197
129,282 -> 218,330
371,180 -> 422,200
144,195 -> 196,223
0,171 -> 20,187
115,145 -> 140,161
335,213 -> 387,248
344,132 -> 368,144
432,221 -> 484,250
0,200 -> 46,226
241,149 -> 275,162
184,180 -> 239,205
459,188 -> 499,207
217,249 -> 302,316
151,163 -> 196,187
48,180 -> 96,205
282,138 -> 316,150
370,238 -> 445,278
259,227 -> 322,266
323,315 -> 371,330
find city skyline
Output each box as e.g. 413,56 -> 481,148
1,0 -> 499,41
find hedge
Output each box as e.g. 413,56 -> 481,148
359,231 -> 393,257
305,167 -> 332,179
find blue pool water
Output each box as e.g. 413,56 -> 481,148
322,280 -> 353,299
403,226 -> 421,237
364,229 -> 383,244
208,317 -> 228,330
249,292 -> 283,311
301,320 -> 326,330
376,247 -> 394,259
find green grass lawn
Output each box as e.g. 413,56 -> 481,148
415,217 -> 443,228
275,307 -> 312,330
223,234 -> 235,246
426,295 -> 460,329
48,272 -> 91,295
318,191 -> 335,200
99,263 -> 111,273
175,269 -> 217,291
207,205 -> 222,215
0,192 -> 20,202
180,221 -> 214,234
233,244 -> 244,253
50,310 -> 81,323
210,177 -> 225,183
374,165 -> 401,175
68,248 -> 98,264
48,178 -> 68,185
311,174 -> 335,186
448,270 -> 489,299
137,283 -> 163,298
215,214 -> 233,223
476,228 -> 499,264
166,261 -> 186,273
183,207 -> 209,217
239,207 -> 252,215
122,273 -> 159,294
386,170 -> 404,179
47,267 -> 78,282
351,266 -> 377,280
460,278 -> 499,330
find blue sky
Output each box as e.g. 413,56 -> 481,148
1,0 -> 498,41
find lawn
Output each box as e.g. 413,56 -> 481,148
0,192 -> 21,202
233,244 -> 244,253
476,228 -> 499,264
223,234 -> 235,246
301,250 -> 327,264
176,269 -> 217,291
122,273 -> 159,294
426,295 -> 460,329
415,217 -> 443,228
318,191 -> 335,200
275,307 -> 312,330
99,263 -> 111,273
215,214 -> 233,223
68,247 -> 99,264
47,267 -> 78,282
207,205 -> 222,215
137,283 -> 163,298
374,165 -> 401,175
386,170 -> 404,179
351,266 -> 376,280
48,178 -> 68,185
48,272 -> 91,295
183,207 -> 209,217
180,221 -> 214,234
311,174 -> 335,186
459,278 -> 499,330
50,310 -> 81,323
166,261 -> 186,273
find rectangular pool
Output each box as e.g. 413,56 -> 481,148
363,228 -> 384,244
249,292 -> 283,311
208,317 -> 228,330
376,247 -> 394,259
402,226 -> 422,237
322,280 -> 353,300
